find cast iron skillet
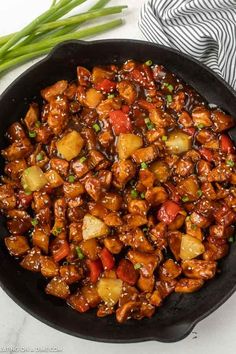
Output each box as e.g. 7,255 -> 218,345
0,39 -> 236,343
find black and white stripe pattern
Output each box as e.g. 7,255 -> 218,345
139,0 -> 236,89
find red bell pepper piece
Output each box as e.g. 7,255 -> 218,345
183,127 -> 196,136
100,247 -> 115,270
157,200 -> 181,225
121,105 -> 130,114
220,134 -> 235,153
86,259 -> 103,283
199,147 -> 213,162
109,110 -> 132,135
116,259 -> 138,285
95,79 -> 116,93
53,240 -> 70,262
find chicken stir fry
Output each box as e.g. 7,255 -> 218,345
1,59 -> 236,323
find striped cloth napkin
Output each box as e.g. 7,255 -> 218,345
139,0 -> 236,89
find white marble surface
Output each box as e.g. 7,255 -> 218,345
0,1 -> 236,353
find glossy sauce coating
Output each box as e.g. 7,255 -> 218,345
1,60 -> 236,323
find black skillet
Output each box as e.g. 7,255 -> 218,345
0,39 -> 236,343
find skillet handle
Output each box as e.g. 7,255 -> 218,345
151,321 -> 195,342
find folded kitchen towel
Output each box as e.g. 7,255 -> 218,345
139,0 -> 236,89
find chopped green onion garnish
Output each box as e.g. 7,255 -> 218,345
226,160 -> 235,167
79,156 -> 87,163
31,219 -> 38,227
197,190 -> 203,197
52,227 -> 62,236
76,246 -> 84,260
108,93 -> 115,99
146,96 -> 152,102
167,84 -> 174,92
35,121 -> 41,128
36,152 -> 44,162
163,83 -> 174,92
134,263 -> 142,270
182,196 -> 189,202
29,131 -> 36,138
93,123 -> 101,133
166,95 -> 173,104
142,227 -> 148,232
228,236 -> 235,243
140,192 -> 145,199
141,162 -> 148,169
145,60 -> 152,66
68,175 -> 75,183
144,118 -> 154,130
197,123 -> 205,130
131,189 -> 138,198
162,135 -> 168,141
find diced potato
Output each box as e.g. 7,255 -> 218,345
117,81 -> 137,105
32,227 -> 49,253
91,67 -> 114,84
117,133 -> 143,160
192,107 -> 212,127
5,235 -> 30,256
165,130 -> 192,154
41,256 -> 59,278
185,218 -> 203,240
67,292 -> 89,312
63,182 -> 84,198
101,193 -> 122,211
59,264 -> 83,284
180,234 -> 205,260
20,247 -> 41,272
137,274 -> 155,293
41,80 -> 68,101
45,276 -> 70,299
177,175 -> 199,201
128,250 -> 161,277
44,170 -> 64,188
104,236 -> 123,254
82,214 -> 109,240
150,160 -> 170,182
80,238 -> 101,260
131,145 -> 157,163
84,88 -> 103,108
56,130 -> 84,161
168,213 -> 186,231
97,278 -> 123,306
81,284 -> 101,307
21,166 -> 47,192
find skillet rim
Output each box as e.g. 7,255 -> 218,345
0,38 -> 236,343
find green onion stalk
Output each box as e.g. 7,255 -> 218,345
0,0 -> 127,75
